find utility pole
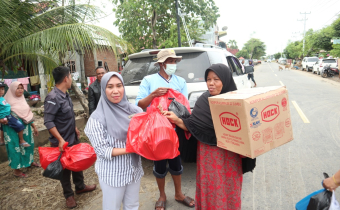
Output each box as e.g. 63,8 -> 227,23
298,12 -> 311,56
175,0 -> 181,47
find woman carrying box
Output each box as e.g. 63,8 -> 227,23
163,64 -> 245,209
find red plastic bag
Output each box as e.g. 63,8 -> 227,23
39,142 -> 68,170
39,142 -> 96,172
150,89 -> 191,114
61,143 -> 97,172
126,106 -> 180,161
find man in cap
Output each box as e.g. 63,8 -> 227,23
135,49 -> 194,210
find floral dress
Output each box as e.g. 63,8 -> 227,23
2,113 -> 34,169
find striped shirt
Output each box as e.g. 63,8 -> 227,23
84,118 -> 144,188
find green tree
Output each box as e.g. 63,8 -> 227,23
227,39 -> 238,49
242,38 -> 266,59
0,0 -> 127,116
235,50 -> 249,59
330,16 -> 340,57
159,19 -> 205,48
284,41 -> 303,59
113,0 -> 220,49
274,53 -> 281,60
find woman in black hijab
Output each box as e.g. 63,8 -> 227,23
163,64 -> 252,210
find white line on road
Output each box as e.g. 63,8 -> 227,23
279,81 -> 284,86
292,101 -> 310,123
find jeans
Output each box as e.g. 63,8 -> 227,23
153,155 -> 183,178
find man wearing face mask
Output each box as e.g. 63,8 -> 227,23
136,49 -> 193,210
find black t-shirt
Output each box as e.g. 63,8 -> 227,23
44,87 -> 78,146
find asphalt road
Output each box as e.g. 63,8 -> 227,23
85,62 -> 340,210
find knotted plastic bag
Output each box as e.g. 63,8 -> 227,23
126,106 -> 179,161
61,143 -> 97,172
168,98 -> 191,119
42,153 -> 64,180
306,173 -> 332,210
151,89 -> 191,114
39,142 -> 96,172
39,142 -> 68,169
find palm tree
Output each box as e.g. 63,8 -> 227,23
227,40 -> 238,49
0,0 -> 128,116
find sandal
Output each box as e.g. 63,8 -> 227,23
175,196 -> 195,208
155,200 -> 166,210
14,173 -> 28,178
20,142 -> 31,147
31,162 -> 41,167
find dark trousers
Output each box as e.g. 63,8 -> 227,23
248,73 -> 256,84
61,169 -> 85,198
153,155 -> 183,178
51,141 -> 85,198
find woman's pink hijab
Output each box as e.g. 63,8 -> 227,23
4,81 -> 34,123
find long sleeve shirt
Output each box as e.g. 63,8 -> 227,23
84,117 -> 144,187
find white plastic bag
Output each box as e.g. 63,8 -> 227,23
329,191 -> 340,210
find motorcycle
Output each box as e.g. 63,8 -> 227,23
322,64 -> 335,78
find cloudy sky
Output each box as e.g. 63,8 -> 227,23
87,0 -> 340,56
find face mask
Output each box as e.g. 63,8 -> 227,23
164,64 -> 177,76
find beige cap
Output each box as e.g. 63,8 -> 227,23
155,49 -> 182,66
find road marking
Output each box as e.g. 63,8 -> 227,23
275,74 -> 277,76
292,101 -> 310,123
279,81 -> 284,86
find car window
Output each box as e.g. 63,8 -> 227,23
121,57 -> 152,85
122,52 -> 211,84
323,59 -> 336,63
308,58 -> 318,62
229,56 -> 243,75
207,51 -> 228,65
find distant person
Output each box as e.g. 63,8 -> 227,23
85,72 -> 144,210
248,60 -> 257,87
44,66 -> 96,208
88,67 -> 107,115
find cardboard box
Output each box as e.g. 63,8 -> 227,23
208,86 -> 293,158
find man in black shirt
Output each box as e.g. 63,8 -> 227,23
88,66 -> 106,115
44,66 -> 96,209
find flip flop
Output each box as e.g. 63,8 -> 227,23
155,200 -> 166,210
19,142 -> 31,147
14,173 -> 28,178
175,196 -> 195,208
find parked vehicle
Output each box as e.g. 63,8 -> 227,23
121,47 -> 251,108
267,59 -> 271,62
321,64 -> 334,78
258,60 -> 262,64
278,58 -> 287,65
302,57 -> 319,71
253,59 -> 258,65
312,59 -> 323,75
312,58 -> 338,75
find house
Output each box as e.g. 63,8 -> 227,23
227,48 -> 239,56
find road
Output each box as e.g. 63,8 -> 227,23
85,62 -> 340,210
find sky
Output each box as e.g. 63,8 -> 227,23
85,0 -> 340,56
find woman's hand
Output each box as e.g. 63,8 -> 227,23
162,111 -> 179,124
323,176 -> 339,191
33,127 -> 39,136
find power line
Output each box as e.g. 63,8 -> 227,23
323,11 -> 340,26
297,12 -> 311,56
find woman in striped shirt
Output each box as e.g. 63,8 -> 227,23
85,72 -> 144,210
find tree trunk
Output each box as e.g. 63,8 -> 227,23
151,9 -> 157,49
71,80 -> 89,118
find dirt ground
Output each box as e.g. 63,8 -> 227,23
0,129 -> 101,210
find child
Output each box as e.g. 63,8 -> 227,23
0,82 -> 29,147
